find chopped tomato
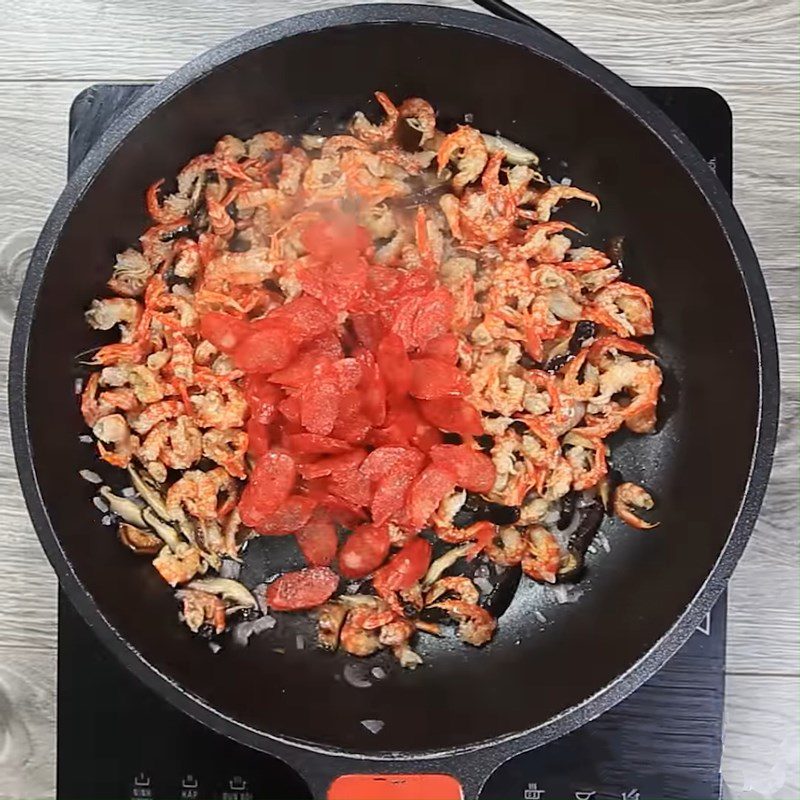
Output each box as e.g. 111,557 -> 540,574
296,509 -> 339,567
243,374 -> 283,424
350,313 -> 386,353
298,449 -> 367,480
332,358 -> 363,392
253,494 -> 317,535
373,537 -> 432,593
268,294 -> 335,342
422,333 -> 459,364
409,358 -> 470,399
413,287 -> 455,348
308,330 -> 345,360
389,293 -> 427,349
370,397 -> 442,452
246,417 -> 270,458
360,446 -> 422,481
301,218 -> 372,259
233,323 -> 297,374
355,349 -> 387,426
326,465 -> 372,509
278,393 -> 301,424
238,451 -> 297,527
269,351 -> 329,388
430,444 -> 496,493
376,333 -> 412,397
300,363 -> 340,435
287,433 -> 351,455
412,423 -> 444,453
407,463 -> 458,530
372,468 -> 422,525
391,287 -> 454,350
200,312 -> 251,354
305,484 -> 368,527
338,523 -> 391,579
418,396 -> 484,437
330,389 -> 372,444
266,566 -> 339,611
299,253 -> 369,313
360,447 -> 427,522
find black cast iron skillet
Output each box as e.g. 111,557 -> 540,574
9,4 -> 779,798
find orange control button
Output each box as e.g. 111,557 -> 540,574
328,773 -> 463,800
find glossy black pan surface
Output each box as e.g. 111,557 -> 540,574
9,2 -> 777,789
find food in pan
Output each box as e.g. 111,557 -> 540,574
80,92 -> 661,667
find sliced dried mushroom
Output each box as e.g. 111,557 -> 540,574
118,522 -> 162,555
141,507 -> 184,553
481,133 -> 540,166
186,577 -> 257,610
422,543 -> 472,588
99,486 -> 146,527
127,465 -> 169,519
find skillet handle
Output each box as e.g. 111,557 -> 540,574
469,0 -> 572,45
327,773 -> 463,799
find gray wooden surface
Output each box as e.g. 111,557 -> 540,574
0,1 -> 797,798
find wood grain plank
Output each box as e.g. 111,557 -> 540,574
0,646 -> 56,800
722,675 -> 800,799
0,0 -> 796,795
0,0 -> 795,85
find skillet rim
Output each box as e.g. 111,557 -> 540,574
8,2 -> 779,762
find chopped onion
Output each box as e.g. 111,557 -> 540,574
78,434 -> 93,444
231,614 -> 276,646
121,486 -> 136,498
344,663 -> 373,689
92,495 -> 109,513
474,563 -> 490,579
295,634 -> 305,650
74,378 -> 84,395
208,641 -> 221,654
370,666 -> 387,680
79,469 -> 103,484
361,719 -> 384,734
474,576 -> 494,596
219,559 -> 242,580
100,515 -> 112,526
534,610 -> 548,624
253,583 -> 270,616
550,584 -> 584,605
